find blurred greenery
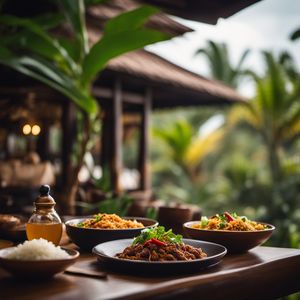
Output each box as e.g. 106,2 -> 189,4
151,40 -> 300,255
195,40 -> 250,88
77,193 -> 133,216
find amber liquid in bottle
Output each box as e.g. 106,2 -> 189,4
26,223 -> 63,245
26,185 -> 63,246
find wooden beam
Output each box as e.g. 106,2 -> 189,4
93,87 -> 144,105
111,79 -> 123,194
138,87 -> 152,191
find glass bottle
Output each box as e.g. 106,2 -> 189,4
26,185 -> 63,245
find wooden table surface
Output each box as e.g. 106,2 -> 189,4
1,245 -> 300,300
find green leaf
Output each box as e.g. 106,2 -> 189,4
290,28 -> 300,41
0,14 -> 77,73
59,0 -> 89,58
104,5 -> 159,35
32,13 -> 64,29
82,28 -> 168,85
0,56 -> 97,114
57,37 -> 81,62
132,226 -> 182,245
84,0 -> 107,5
0,45 -> 12,59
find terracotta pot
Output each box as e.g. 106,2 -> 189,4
158,205 -> 193,235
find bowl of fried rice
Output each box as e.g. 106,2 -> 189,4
183,212 -> 275,253
65,213 -> 158,251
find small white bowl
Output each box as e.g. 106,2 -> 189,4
0,247 -> 79,279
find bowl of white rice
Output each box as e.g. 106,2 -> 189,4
0,239 -> 79,278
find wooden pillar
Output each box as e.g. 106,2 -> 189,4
36,120 -> 50,161
111,78 -> 123,194
61,101 -> 76,188
100,106 -> 112,172
4,132 -> 9,159
138,87 -> 152,191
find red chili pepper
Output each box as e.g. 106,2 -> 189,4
224,211 -> 234,222
144,238 -> 166,247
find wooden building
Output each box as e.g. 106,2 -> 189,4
0,0 -> 256,209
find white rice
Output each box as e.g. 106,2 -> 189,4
5,239 -> 70,260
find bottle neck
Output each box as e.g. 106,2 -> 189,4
34,204 -> 56,214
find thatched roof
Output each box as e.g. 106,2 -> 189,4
1,0 -> 245,110
85,1 -> 244,107
102,50 -> 245,108
87,17 -> 244,108
138,0 -> 261,24
87,0 -> 192,37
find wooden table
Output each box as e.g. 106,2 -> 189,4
1,246 -> 300,300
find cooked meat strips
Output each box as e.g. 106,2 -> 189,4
116,243 -> 207,261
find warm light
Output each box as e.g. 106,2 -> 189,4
31,125 -> 41,136
22,124 -> 31,135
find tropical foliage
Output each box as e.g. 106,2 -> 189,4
195,40 -> 250,88
228,51 -> 300,183
151,117 -> 223,202
152,42 -> 300,250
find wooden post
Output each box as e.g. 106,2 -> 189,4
61,101 -> 76,188
36,120 -> 50,161
4,132 -> 9,159
138,87 -> 152,191
100,106 -> 112,174
111,78 -> 123,194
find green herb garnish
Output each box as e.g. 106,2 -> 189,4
132,226 -> 182,245
219,222 -> 226,229
232,212 -> 238,218
77,222 -> 84,228
241,216 -> 248,222
219,214 -> 227,222
94,214 -> 102,222
200,216 -> 209,228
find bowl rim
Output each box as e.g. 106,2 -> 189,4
65,216 -> 158,231
0,247 -> 79,263
183,220 -> 275,233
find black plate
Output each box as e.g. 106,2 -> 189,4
93,238 -> 227,275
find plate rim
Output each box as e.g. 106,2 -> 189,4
92,238 -> 227,265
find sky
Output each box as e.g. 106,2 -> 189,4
147,0 -> 300,97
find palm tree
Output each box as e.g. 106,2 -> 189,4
228,51 -> 300,246
195,40 -> 250,88
228,51 -> 300,186
0,1 -> 169,213
152,119 -> 224,183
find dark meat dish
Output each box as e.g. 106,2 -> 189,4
116,242 -> 207,261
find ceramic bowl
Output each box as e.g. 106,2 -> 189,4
65,217 -> 158,251
0,247 -> 79,278
183,221 -> 275,253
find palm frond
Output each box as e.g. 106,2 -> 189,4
227,102 -> 262,130
290,28 -> 300,41
184,128 -> 224,167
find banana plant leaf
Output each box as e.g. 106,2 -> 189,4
0,3 -> 170,116
82,28 -> 169,85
